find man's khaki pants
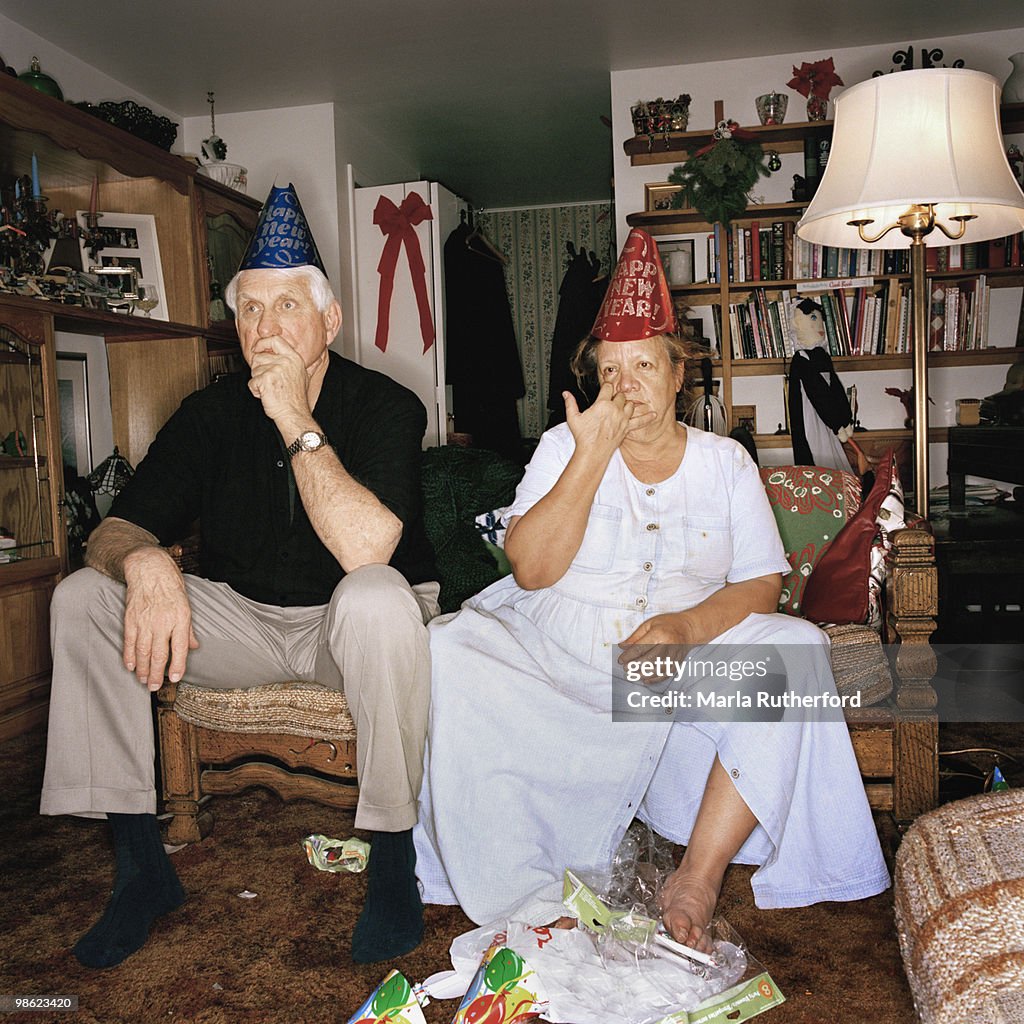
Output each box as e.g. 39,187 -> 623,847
40,564 -> 439,832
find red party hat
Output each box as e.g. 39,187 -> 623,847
591,228 -> 676,341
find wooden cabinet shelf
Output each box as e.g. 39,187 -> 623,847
729,347 -> 1023,376
754,427 -> 950,449
0,74 -> 196,193
625,103 -> 1023,169
628,202 -> 806,236
0,68 -> 257,739
624,120 -> 833,166
0,456 -> 47,471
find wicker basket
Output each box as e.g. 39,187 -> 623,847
895,790 -> 1024,1023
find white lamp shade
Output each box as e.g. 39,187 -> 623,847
797,68 -> 1024,249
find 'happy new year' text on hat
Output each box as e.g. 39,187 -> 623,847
237,183 -> 326,275
590,227 -> 676,342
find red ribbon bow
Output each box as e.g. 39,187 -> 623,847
373,192 -> 435,353
694,121 -> 758,157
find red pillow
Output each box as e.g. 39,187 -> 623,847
802,451 -> 897,626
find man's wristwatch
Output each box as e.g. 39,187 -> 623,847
286,430 -> 329,459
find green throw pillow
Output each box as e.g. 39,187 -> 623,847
759,466 -> 861,615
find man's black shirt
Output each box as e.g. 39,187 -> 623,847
110,352 -> 437,606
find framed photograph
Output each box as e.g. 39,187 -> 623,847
730,404 -> 757,435
644,182 -> 682,212
657,238 -> 696,286
76,211 -> 168,320
56,354 -> 93,476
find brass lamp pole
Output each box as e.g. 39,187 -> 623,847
847,205 -> 975,519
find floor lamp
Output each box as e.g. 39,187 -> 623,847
796,68 -> 1024,518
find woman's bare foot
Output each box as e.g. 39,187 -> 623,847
657,865 -> 720,953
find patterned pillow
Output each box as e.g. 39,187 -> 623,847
802,450 -> 898,627
759,466 -> 862,616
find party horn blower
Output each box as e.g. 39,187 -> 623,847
346,969 -> 427,1024
450,944 -> 547,1024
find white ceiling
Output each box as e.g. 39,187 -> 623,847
3,0 -> 1023,207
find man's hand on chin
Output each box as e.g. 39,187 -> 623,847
247,337 -> 313,421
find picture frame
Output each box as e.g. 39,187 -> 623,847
730,404 -> 757,435
657,238 -> 696,286
56,354 -> 93,476
644,182 -> 682,212
76,211 -> 168,320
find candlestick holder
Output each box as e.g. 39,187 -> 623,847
0,175 -> 59,276
80,211 -> 106,262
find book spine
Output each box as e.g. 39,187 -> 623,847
820,293 -> 840,355
749,222 -> 761,281
928,281 -> 946,351
771,221 -> 785,280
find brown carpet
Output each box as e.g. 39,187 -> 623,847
2,723 -> 1021,1024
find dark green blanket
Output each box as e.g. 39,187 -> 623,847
421,446 -> 524,612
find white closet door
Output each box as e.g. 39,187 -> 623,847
354,181 -> 444,447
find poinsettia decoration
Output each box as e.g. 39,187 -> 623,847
787,57 -> 844,100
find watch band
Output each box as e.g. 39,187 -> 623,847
286,431 -> 329,459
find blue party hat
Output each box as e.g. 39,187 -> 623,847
237,183 -> 326,275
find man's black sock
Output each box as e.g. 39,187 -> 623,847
351,828 -> 423,963
73,813 -> 185,969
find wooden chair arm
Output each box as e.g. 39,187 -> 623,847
884,525 -> 938,710
167,535 -> 201,575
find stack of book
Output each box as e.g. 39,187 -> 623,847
704,224 -> 1024,284
712,277 -> 993,360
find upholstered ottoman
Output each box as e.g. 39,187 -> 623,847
894,789 -> 1024,1023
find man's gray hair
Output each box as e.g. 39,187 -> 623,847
224,265 -> 337,314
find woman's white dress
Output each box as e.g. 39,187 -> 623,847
414,425 -> 889,925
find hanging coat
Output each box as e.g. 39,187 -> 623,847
444,222 -> 525,459
546,247 -> 606,428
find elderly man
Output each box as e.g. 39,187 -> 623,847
40,184 -> 438,966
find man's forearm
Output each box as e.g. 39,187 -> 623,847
85,517 -> 165,583
291,447 -> 403,571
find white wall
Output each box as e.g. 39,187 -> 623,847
182,104 -> 342,293
0,11 -> 181,133
334,108 -> 423,359
612,26 -> 1024,492
182,103 -> 423,360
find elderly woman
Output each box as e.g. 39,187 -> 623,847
414,229 -> 888,946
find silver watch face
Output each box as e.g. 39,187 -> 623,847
301,430 -> 324,451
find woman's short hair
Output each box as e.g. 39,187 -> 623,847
569,330 -> 705,413
224,265 -> 337,314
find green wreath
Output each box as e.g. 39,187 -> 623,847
668,126 -> 771,225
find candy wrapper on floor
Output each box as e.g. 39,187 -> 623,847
345,970 -> 427,1024
302,833 -> 369,873
422,821 -> 784,1024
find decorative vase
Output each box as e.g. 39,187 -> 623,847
806,95 -> 828,121
756,92 -> 788,125
668,100 -> 690,132
1004,52 -> 1024,104
18,56 -> 63,100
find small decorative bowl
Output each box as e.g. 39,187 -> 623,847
197,162 -> 248,193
